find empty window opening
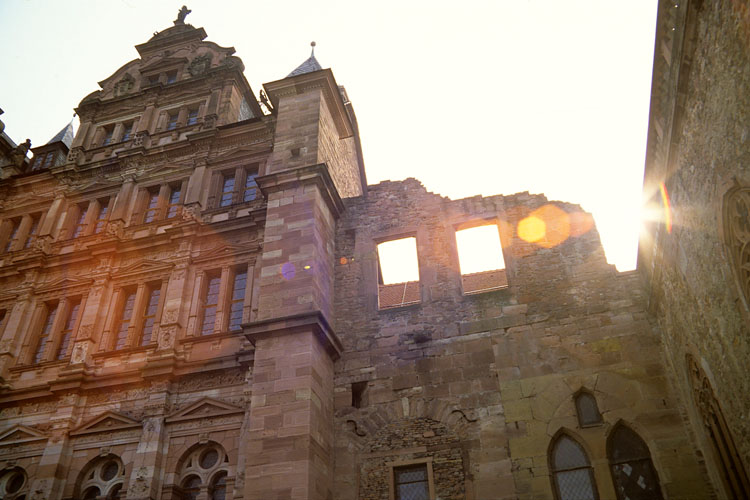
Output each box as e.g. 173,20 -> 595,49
352,381 -> 368,408
377,237 -> 420,310
455,225 -> 507,294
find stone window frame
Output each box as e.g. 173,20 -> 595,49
374,232 -> 423,311
1,211 -> 45,253
0,466 -> 28,500
573,388 -> 603,428
452,219 -> 510,296
22,294 -> 85,366
101,279 -> 168,352
207,163 -> 261,209
155,100 -> 207,135
89,116 -> 141,149
387,457 -> 436,500
76,455 -> 125,500
131,178 -> 189,225
721,185 -> 750,319
0,217 -> 22,253
63,196 -> 115,240
187,262 -> 253,338
175,442 -> 231,500
606,421 -> 664,500
548,430 -> 600,500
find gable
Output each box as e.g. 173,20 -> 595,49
165,397 -> 243,423
194,243 -> 258,263
116,259 -> 174,278
0,425 -> 48,445
70,411 -> 141,436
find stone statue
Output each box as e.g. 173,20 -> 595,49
10,139 -> 31,167
174,5 -> 191,25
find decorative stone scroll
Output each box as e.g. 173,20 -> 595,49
188,54 -> 211,77
724,186 -> 750,308
114,73 -> 135,97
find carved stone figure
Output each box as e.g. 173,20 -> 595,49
188,54 -> 211,76
174,6 -> 191,25
10,139 -> 31,167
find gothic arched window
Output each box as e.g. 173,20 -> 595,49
0,467 -> 28,500
574,390 -> 602,427
607,423 -> 663,500
77,455 -> 125,500
687,355 -> 750,498
723,186 -> 750,308
177,443 -> 230,500
549,433 -> 598,500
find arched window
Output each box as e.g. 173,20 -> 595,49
549,433 -> 598,500
607,423 -> 663,500
574,390 -> 602,427
177,443 -> 230,500
0,467 -> 28,500
77,455 -> 125,500
687,355 -> 750,498
723,186 -> 750,307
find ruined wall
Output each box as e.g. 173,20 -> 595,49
640,0 -> 750,490
333,179 -> 712,499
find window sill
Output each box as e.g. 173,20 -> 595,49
10,358 -> 70,372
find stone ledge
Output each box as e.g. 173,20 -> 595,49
244,310 -> 343,360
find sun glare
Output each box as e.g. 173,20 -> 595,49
377,237 -> 419,285
455,225 -> 505,274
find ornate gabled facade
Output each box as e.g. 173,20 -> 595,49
0,3 -> 746,500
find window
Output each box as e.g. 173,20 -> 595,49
243,170 -> 258,202
212,165 -> 261,208
0,467 -> 28,500
687,355 -> 750,498
574,390 -> 602,427
143,188 -> 160,223
71,203 -> 88,238
166,70 -> 178,84
352,381 -> 368,408
3,219 -> 20,253
455,224 -> 507,294
608,424 -> 663,500
148,74 -> 160,86
140,285 -> 161,346
377,237 -> 420,309
94,198 -> 110,234
187,108 -> 199,125
228,269 -> 247,331
388,460 -> 435,500
195,266 -> 251,336
723,186 -> 750,311
219,174 -> 235,207
113,290 -> 136,350
166,184 -> 182,219
167,112 -> 179,130
23,215 -> 40,249
31,155 -> 43,171
77,457 -> 124,500
200,274 -> 221,335
121,122 -> 133,142
550,434 -> 598,500
43,151 -> 55,168
177,444 -> 230,500
102,126 -> 114,146
32,302 -> 58,364
55,299 -> 80,359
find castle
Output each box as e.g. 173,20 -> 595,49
0,2 -> 747,499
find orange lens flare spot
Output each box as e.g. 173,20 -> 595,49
659,182 -> 672,234
339,257 -> 348,265
518,216 -> 546,243
568,212 -> 595,237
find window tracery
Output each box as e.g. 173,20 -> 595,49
77,456 -> 125,499
723,186 -> 750,308
0,467 -> 28,500
607,423 -> 663,500
549,433 -> 598,500
177,443 -> 230,500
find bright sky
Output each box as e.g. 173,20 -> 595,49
0,1 -> 657,271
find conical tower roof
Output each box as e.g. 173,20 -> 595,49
47,121 -> 74,149
287,42 -> 322,77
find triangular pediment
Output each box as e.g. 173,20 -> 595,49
70,411 -> 141,436
117,258 -> 174,277
210,145 -> 270,164
36,276 -> 94,294
0,425 -> 48,445
194,243 -> 257,263
166,397 -> 243,423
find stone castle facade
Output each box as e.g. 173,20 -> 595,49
0,2 -> 746,499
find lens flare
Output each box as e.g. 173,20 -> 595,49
518,216 -> 546,243
281,262 -> 295,280
659,182 -> 672,234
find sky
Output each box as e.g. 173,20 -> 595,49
0,1 -> 658,271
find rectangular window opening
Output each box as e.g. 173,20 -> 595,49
56,300 -> 80,360
377,237 -> 420,310
71,204 -> 88,239
102,126 -> 114,146
352,381 -> 368,408
24,215 -> 40,249
166,112 -> 179,130
114,290 -> 136,350
121,122 -> 133,142
143,188 -> 160,223
201,273 -> 221,335
166,185 -> 182,219
228,268 -> 247,332
219,173 -> 235,207
166,70 -> 178,84
187,108 -> 199,125
94,198 -> 110,234
33,302 -> 59,364
393,463 -> 432,500
455,224 -> 508,294
140,285 -> 161,346
243,168 -> 258,202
